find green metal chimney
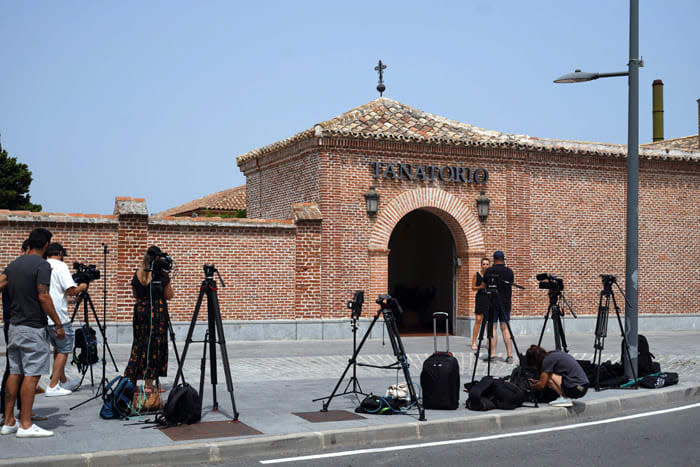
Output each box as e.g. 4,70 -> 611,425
652,79 -> 664,141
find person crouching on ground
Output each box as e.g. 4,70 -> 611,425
526,344 -> 589,407
124,246 -> 173,397
45,243 -> 88,395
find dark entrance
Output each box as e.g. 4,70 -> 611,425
388,209 -> 456,334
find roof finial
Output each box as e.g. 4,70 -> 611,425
374,60 -> 387,97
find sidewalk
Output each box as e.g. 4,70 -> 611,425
1,331 -> 699,466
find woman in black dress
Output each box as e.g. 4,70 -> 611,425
471,257 -> 490,350
125,246 -> 174,393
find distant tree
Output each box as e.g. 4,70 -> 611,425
0,136 -> 42,211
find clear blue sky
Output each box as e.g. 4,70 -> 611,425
1,1 -> 698,215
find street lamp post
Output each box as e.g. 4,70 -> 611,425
555,0 -> 640,380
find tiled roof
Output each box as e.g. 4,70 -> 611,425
641,135 -> 700,152
158,185 -> 246,217
236,98 -> 700,164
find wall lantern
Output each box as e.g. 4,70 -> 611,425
476,191 -> 490,221
364,186 -> 379,216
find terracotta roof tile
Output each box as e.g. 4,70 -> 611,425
236,98 -> 700,164
640,135 -> 700,152
158,185 -> 246,217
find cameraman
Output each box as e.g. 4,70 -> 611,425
45,243 -> 87,395
125,246 -> 174,398
526,345 -> 588,407
483,251 -> 514,363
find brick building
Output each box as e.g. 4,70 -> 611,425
1,97 -> 698,340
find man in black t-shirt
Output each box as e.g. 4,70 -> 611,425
483,251 -> 515,363
0,228 -> 65,438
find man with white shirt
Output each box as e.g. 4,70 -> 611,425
45,243 -> 87,396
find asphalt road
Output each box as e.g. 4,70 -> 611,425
200,402 -> 700,467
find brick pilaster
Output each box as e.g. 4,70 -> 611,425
114,197 -> 149,320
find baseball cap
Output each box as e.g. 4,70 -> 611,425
46,243 -> 68,257
493,250 -> 505,260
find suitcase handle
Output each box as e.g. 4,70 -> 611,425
433,312 -> 450,353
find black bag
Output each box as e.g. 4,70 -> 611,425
622,334 -> 659,377
466,376 -> 527,411
509,365 -> 558,404
72,324 -> 99,374
355,393 -> 405,415
99,376 -> 135,420
421,312 -> 460,410
639,372 -> 679,389
158,383 -> 202,427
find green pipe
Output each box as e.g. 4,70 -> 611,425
652,79 -> 664,142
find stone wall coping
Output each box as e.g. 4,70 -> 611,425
114,197 -> 148,216
150,216 -> 295,229
0,211 -> 119,224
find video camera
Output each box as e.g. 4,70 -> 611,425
376,294 -> 404,314
536,273 -> 564,292
600,274 -> 617,284
150,251 -> 174,275
72,262 -> 100,284
347,290 -> 364,319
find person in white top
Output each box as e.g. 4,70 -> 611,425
45,243 -> 87,396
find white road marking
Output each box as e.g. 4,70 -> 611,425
260,402 -> 700,464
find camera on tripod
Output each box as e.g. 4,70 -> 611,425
600,274 -> 617,285
347,290 -> 364,319
536,273 -> 564,292
72,262 -> 100,284
376,294 -> 401,312
150,251 -> 174,275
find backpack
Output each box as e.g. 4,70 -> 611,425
622,334 -> 660,377
355,393 -> 405,415
466,376 -> 527,411
72,324 -> 99,374
509,366 -> 558,404
157,383 -> 202,427
99,376 -> 135,420
639,372 -> 679,389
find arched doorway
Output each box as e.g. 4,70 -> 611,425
388,209 -> 456,334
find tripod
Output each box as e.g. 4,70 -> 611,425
173,265 -> 239,420
314,291 -> 367,403
593,275 -> 638,391
537,287 -> 576,352
471,281 -> 523,383
316,294 -> 426,421
71,244 -> 116,411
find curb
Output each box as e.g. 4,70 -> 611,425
3,383 -> 699,467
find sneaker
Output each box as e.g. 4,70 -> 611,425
481,355 -> 494,362
505,356 -> 514,364
16,424 -> 54,438
45,384 -> 72,397
1,421 -> 19,435
62,377 -> 82,392
549,397 -> 573,408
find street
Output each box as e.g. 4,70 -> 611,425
209,402 -> 700,466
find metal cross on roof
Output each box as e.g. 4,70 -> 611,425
374,60 -> 387,96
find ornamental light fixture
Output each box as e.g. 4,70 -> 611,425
476,191 -> 490,221
364,186 -> 379,216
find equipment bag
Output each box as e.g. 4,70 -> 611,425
132,385 -> 163,414
466,376 -> 528,411
72,324 -> 99,374
355,393 -> 405,415
421,312 -> 460,410
639,372 -> 679,389
622,334 -> 660,377
158,383 -> 202,427
509,365 -> 558,404
100,376 -> 136,420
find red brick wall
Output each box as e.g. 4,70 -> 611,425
241,137 -> 700,319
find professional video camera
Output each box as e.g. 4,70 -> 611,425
347,290 -> 364,319
376,294 -> 404,314
600,274 -> 617,285
150,251 -> 174,275
536,273 -> 564,292
72,262 -> 100,284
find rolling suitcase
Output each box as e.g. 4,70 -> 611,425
421,312 -> 460,410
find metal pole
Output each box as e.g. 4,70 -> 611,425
624,0 -> 639,380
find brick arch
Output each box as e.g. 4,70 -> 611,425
369,187 -> 485,256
